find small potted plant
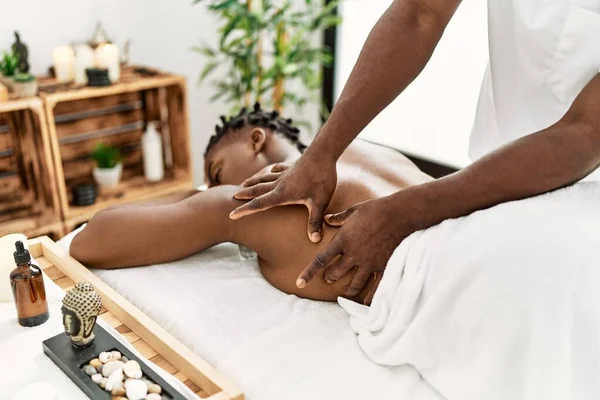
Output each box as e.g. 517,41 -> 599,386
12,73 -> 37,98
0,51 -> 18,90
92,143 -> 122,190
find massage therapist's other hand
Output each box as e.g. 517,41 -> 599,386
299,194 -> 419,305
230,151 -> 338,242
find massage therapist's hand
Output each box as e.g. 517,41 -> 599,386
300,194 -> 419,305
230,151 -> 338,242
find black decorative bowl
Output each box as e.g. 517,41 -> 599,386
72,184 -> 97,207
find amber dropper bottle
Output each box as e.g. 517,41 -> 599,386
10,241 -> 49,327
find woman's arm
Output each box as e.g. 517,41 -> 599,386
70,186 -> 240,269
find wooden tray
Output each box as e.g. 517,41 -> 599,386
29,236 -> 244,400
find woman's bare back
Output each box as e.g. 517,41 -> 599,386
232,141 -> 433,302
71,141 -> 432,303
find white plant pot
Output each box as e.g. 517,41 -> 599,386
0,75 -> 13,92
13,80 -> 38,98
93,163 -> 122,189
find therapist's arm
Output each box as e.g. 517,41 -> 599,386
312,74 -> 600,303
230,0 -> 463,240
407,73 -> 600,226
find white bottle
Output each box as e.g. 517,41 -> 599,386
142,123 -> 164,182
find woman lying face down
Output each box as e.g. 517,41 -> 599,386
70,104 -> 434,304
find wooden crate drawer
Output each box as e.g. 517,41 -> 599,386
0,99 -> 62,238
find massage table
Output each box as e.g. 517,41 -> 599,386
57,232 -> 444,400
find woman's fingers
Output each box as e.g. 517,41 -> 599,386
324,257 -> 355,284
242,172 -> 282,187
233,182 -> 276,200
297,238 -> 344,288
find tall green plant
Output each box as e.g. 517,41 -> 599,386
193,0 -> 340,115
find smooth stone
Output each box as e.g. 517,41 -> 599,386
125,379 -> 148,400
111,387 -> 126,396
123,360 -> 142,379
83,365 -> 97,376
146,394 -> 162,400
91,373 -> 103,384
147,384 -> 162,394
89,358 -> 103,369
102,360 -> 124,377
112,397 -> 127,400
105,368 -> 124,392
111,350 -> 122,360
99,351 -> 113,363
121,356 -> 129,363
99,377 -> 108,389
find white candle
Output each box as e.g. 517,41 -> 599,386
73,45 -> 95,85
53,46 -> 74,83
95,44 -> 120,83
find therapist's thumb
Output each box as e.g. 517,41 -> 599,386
307,201 -> 327,243
325,207 -> 354,227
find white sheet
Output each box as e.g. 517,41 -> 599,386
341,181 -> 600,400
58,233 -> 443,400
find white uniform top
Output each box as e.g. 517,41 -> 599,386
470,0 -> 600,160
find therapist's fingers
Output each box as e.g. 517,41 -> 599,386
325,207 -> 356,227
306,200 -> 327,243
364,272 -> 383,306
233,182 -> 277,200
229,190 -> 281,219
345,268 -> 372,298
297,238 -> 344,288
324,258 -> 355,284
271,163 -> 291,173
242,172 -> 282,188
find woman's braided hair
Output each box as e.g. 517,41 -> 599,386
204,102 -> 307,156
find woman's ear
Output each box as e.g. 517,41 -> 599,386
250,128 -> 267,154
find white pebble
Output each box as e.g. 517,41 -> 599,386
147,383 -> 162,394
98,377 -> 108,389
98,351 -> 112,363
125,379 -> 148,400
91,373 -> 103,384
105,368 -> 124,392
146,394 -> 162,400
111,350 -> 122,360
102,360 -> 124,377
123,360 -> 143,379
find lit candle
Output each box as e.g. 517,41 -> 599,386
53,46 -> 74,83
73,45 -> 95,85
95,44 -> 120,83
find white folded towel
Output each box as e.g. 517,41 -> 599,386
340,182 -> 600,400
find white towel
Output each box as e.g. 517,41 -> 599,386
340,182 -> 600,400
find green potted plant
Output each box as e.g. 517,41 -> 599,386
12,73 -> 37,98
91,143 -> 122,190
0,50 -> 18,91
193,0 -> 340,117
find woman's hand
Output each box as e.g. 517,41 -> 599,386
230,152 -> 338,242
298,193 -> 420,304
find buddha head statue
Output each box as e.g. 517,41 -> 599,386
61,282 -> 102,348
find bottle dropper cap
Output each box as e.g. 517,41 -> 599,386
14,241 -> 31,264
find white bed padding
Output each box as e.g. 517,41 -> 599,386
59,181 -> 600,400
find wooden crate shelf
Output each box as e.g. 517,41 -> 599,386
40,67 -> 194,234
0,97 -> 62,238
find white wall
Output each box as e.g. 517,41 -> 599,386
1,0 -> 320,184
335,0 -> 488,168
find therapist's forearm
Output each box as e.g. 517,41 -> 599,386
309,0 -> 461,161
400,74 -> 600,230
